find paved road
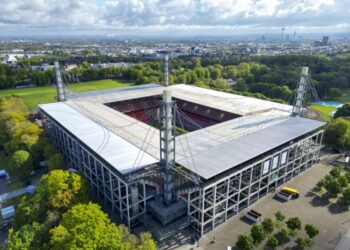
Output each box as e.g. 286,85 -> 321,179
336,227 -> 350,250
192,160 -> 350,250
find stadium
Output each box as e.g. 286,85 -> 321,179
39,64 -> 325,244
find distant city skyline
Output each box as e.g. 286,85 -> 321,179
0,0 -> 349,37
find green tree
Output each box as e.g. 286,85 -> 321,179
330,166 -> 343,178
275,211 -> 285,222
304,224 -> 319,239
275,229 -> 290,245
8,223 -> 41,250
49,203 -> 122,250
295,237 -> 313,249
43,143 -> 58,159
209,78 -> 230,89
13,170 -> 88,230
295,237 -> 308,249
324,118 -> 350,149
335,103 -> 350,119
10,150 -> 33,180
47,153 -> 65,170
342,187 -> 350,205
316,179 -> 326,189
332,76 -> 349,89
328,88 -> 342,99
339,175 -> 348,188
138,232 -> 157,250
37,170 -> 88,210
236,233 -> 254,250
346,172 -> 350,183
262,218 -> 274,234
286,217 -> 302,231
50,203 -> 156,250
250,224 -> 265,244
325,178 -> 343,197
266,236 -> 278,249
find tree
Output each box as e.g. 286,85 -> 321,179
295,237 -> 308,249
8,223 -> 42,250
316,179 -> 325,190
47,153 -> 65,170
335,103 -> 350,119
43,143 -> 58,159
49,203 -> 122,250
332,76 -> 349,89
286,217 -> 302,231
50,203 -> 156,250
325,178 -> 343,197
275,211 -> 285,222
324,118 -> 350,149
330,166 -> 343,178
275,229 -> 290,245
250,224 -> 265,244
13,170 -> 88,230
296,237 -> 313,249
342,187 -> 350,205
236,233 -> 254,250
339,175 -> 348,188
139,232 -> 157,250
10,150 -> 33,180
209,78 -> 230,90
328,88 -> 342,99
37,170 -> 88,210
262,218 -> 274,234
266,236 -> 278,249
304,224 -> 319,239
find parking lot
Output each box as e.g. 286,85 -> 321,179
192,158 -> 350,250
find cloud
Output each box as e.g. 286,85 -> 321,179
0,0 -> 349,36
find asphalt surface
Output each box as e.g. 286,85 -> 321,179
183,156 -> 350,250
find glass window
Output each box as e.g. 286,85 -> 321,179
272,155 -> 279,170
281,151 -> 288,165
262,160 -> 270,175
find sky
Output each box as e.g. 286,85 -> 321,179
0,0 -> 349,37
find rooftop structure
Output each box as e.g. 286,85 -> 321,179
39,80 -> 325,245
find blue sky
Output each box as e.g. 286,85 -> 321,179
0,0 -> 349,37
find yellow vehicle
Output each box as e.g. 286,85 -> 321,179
281,187 -> 299,198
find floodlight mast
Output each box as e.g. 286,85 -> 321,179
160,55 -> 176,206
292,67 -> 309,117
54,61 -> 66,102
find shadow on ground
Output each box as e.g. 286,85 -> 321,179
307,191 -> 330,207
328,200 -> 349,214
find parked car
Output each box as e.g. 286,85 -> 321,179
244,209 -> 262,223
276,190 -> 293,201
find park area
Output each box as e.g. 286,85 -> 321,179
308,88 -> 350,122
0,79 -> 134,109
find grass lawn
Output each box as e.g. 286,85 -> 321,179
335,89 -> 350,103
0,79 -> 134,110
308,104 -> 336,122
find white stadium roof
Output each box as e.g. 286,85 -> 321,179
40,84 -> 325,179
39,102 -> 158,175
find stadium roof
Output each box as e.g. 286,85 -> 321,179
39,84 -> 325,179
67,84 -> 293,116
177,117 -> 325,179
39,102 -> 158,175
